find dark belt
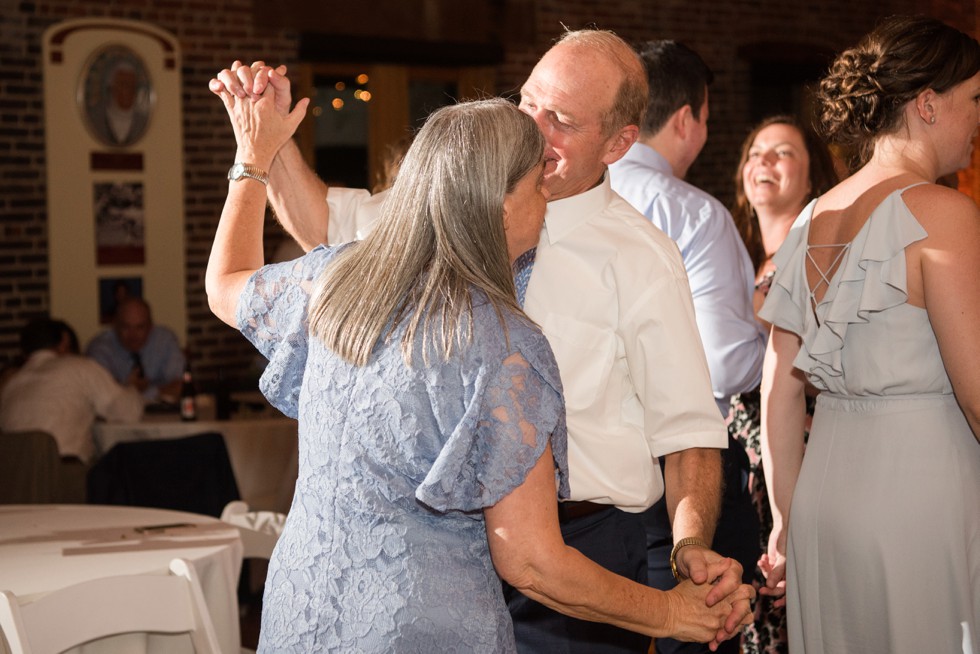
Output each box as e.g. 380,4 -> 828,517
556,500 -> 613,524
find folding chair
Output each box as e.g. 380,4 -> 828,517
0,558 -> 221,654
220,500 -> 286,653
220,500 -> 286,560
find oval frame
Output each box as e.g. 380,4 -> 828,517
77,44 -> 155,148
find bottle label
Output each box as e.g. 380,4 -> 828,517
180,395 -> 197,421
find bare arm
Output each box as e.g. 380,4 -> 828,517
661,446 -> 745,626
662,448 -> 721,549
205,80 -> 309,326
758,325 -> 807,604
267,138 -> 330,251
910,187 -> 980,438
485,444 -> 755,647
210,63 -> 329,252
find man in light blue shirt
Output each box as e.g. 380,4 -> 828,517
86,297 -> 185,404
609,42 -> 764,416
609,40 -> 765,654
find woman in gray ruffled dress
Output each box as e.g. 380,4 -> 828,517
759,16 -> 980,654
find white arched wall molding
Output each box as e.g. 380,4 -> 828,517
43,18 -> 186,348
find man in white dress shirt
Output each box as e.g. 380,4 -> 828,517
608,40 -> 765,654
210,29 -> 750,653
1,318 -> 143,500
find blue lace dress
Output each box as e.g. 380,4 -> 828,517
237,245 -> 570,653
759,186 -> 980,654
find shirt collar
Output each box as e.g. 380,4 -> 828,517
23,349 -> 58,368
543,171 -> 614,244
622,142 -> 674,176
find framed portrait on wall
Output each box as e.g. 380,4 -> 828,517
77,44 -> 154,147
98,276 -> 143,323
94,181 -> 145,265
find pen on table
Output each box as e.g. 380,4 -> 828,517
134,522 -> 195,533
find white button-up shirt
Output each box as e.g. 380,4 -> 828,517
523,174 -> 725,510
0,350 -> 143,462
322,176 -> 726,511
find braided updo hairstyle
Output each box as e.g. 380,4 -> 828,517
818,15 -> 980,170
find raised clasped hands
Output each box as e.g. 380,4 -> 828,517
673,545 -> 755,650
209,61 -> 294,114
208,61 -> 306,167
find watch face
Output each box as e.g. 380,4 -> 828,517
77,45 -> 155,148
230,163 -> 245,180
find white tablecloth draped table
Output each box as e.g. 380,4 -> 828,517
0,504 -> 243,654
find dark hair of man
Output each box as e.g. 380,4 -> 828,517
20,318 -> 65,356
637,40 -> 715,137
53,320 -> 80,354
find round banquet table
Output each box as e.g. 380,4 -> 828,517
0,504 -> 243,654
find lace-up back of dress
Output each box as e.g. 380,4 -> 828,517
805,241 -> 851,323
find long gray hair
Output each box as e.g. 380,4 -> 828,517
308,98 -> 545,366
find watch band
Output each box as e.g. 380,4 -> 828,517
669,536 -> 708,580
228,162 -> 269,186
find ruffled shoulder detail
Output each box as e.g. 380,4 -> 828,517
415,315 -> 569,514
758,199 -> 817,336
238,245 -> 345,418
760,187 -> 928,384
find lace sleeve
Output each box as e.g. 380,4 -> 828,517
416,347 -> 569,514
237,246 -> 338,418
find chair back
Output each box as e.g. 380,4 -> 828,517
0,558 -> 221,654
220,500 -> 285,560
0,430 -> 60,504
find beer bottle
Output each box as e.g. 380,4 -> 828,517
179,363 -> 197,421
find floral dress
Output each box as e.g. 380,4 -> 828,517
728,269 -> 814,654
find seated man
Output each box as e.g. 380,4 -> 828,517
86,297 -> 185,403
0,318 -> 144,499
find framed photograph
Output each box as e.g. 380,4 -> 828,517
98,276 -> 143,324
77,44 -> 154,147
94,181 -> 145,265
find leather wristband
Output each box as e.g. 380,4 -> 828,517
670,536 -> 708,581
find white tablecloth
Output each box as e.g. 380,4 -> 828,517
94,417 -> 298,513
0,504 -> 243,654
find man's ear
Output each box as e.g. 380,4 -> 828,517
674,104 -> 695,140
56,332 -> 72,355
601,124 -> 640,165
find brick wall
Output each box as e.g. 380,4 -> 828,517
2,0 -> 969,386
0,0 -> 298,387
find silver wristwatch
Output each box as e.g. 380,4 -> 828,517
227,162 -> 269,185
